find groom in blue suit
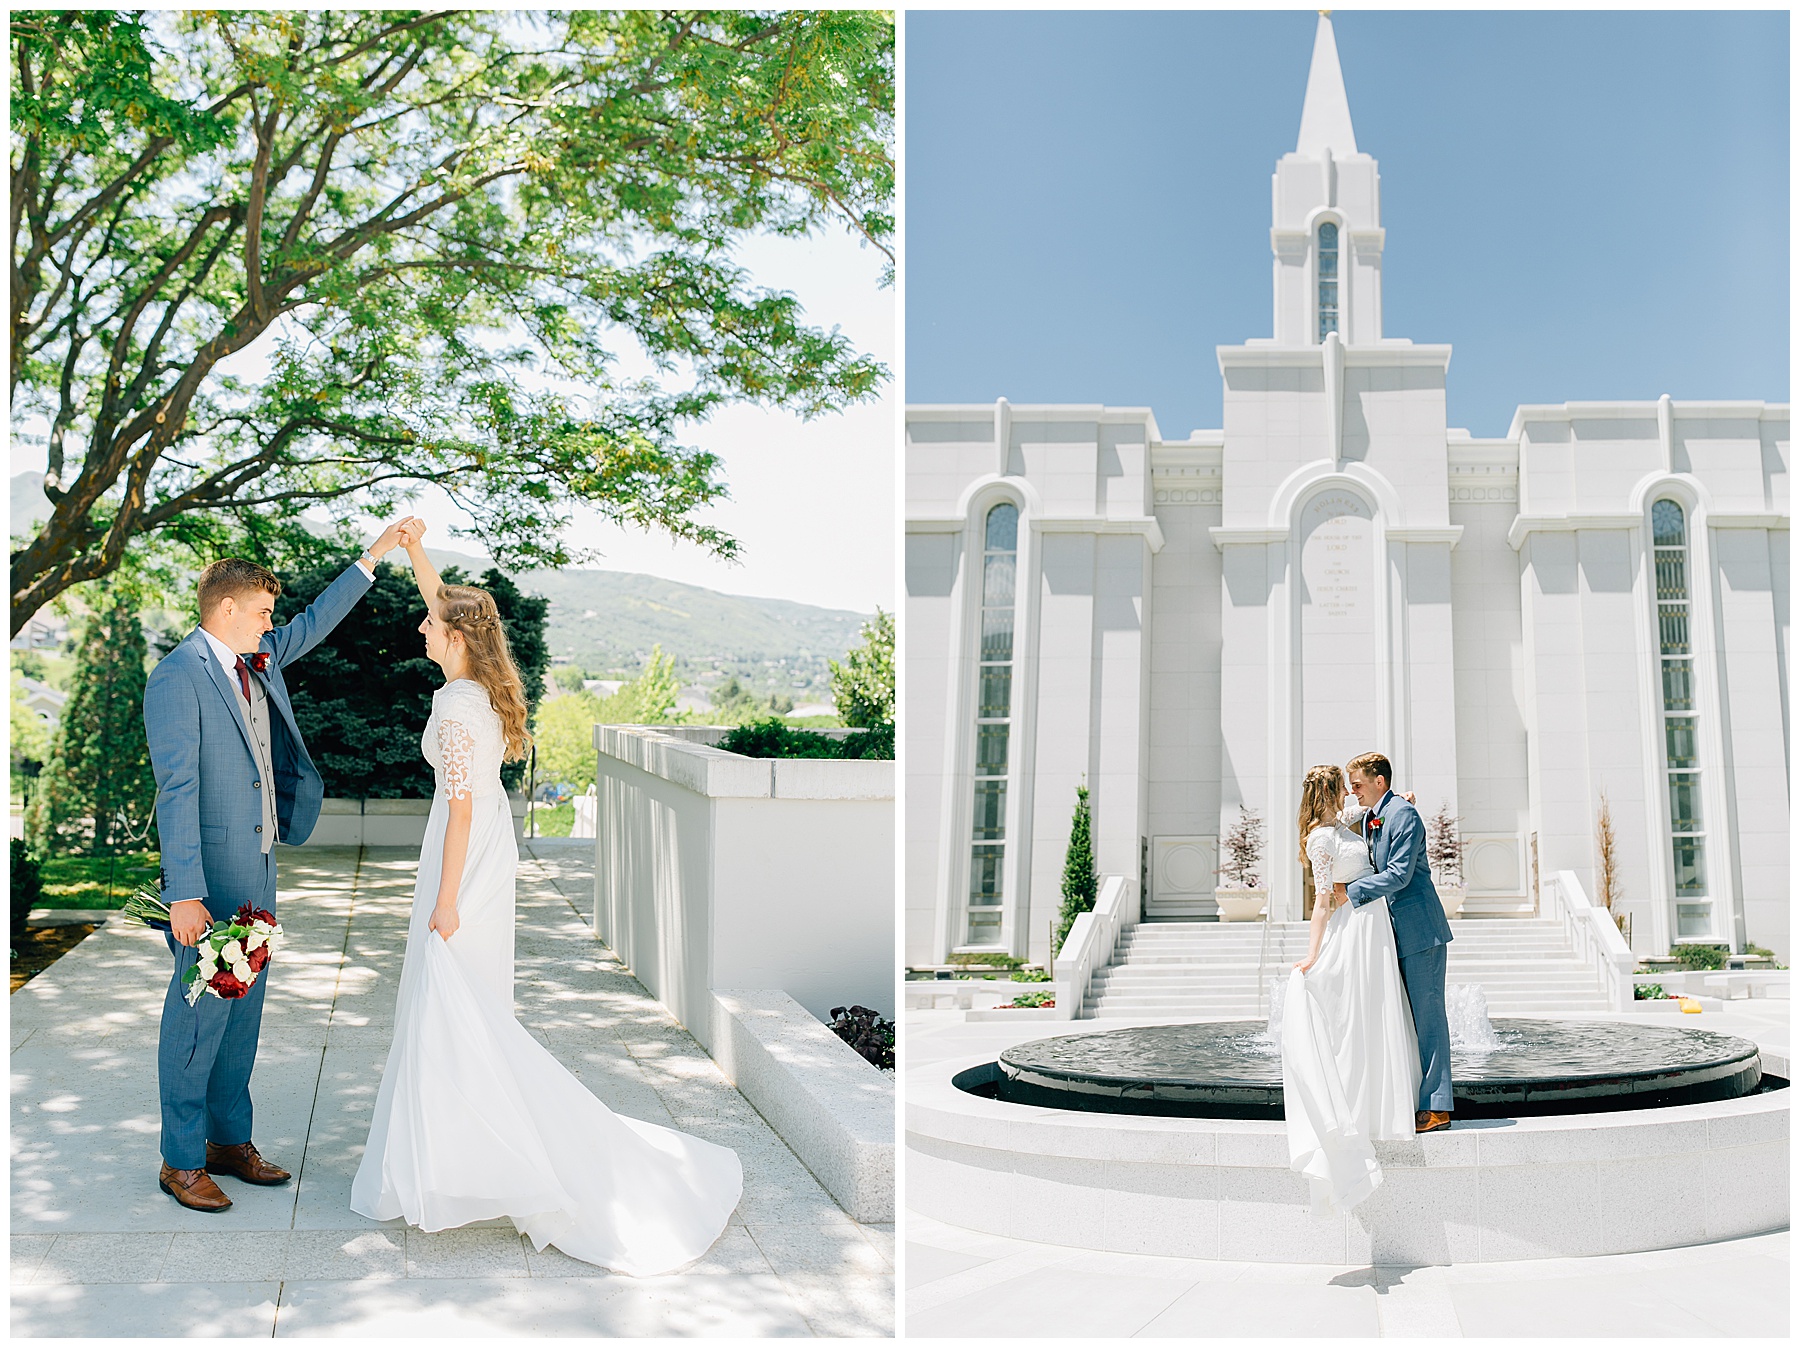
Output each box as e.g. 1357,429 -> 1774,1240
143,522 -> 411,1211
1333,751 -> 1456,1133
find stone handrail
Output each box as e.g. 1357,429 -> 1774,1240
1543,869 -> 1637,1010
1053,874 -> 1135,1020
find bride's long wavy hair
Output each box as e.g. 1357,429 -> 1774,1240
1296,763 -> 1347,864
437,583 -> 533,762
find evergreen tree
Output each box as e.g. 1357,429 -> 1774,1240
1052,784 -> 1098,957
273,555 -> 549,797
25,598 -> 157,855
829,607 -> 895,728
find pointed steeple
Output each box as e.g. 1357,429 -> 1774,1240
1295,14 -> 1357,157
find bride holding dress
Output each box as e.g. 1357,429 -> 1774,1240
1280,763 -> 1423,1216
349,521 -> 741,1275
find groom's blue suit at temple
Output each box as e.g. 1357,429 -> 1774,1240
1345,790 -> 1456,1113
143,562 -> 374,1170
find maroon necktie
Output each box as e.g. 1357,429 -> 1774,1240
234,655 -> 253,702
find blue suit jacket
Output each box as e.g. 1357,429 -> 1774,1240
144,563 -> 373,905
1344,790 -> 1453,959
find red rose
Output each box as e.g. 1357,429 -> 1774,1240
248,652 -> 271,673
211,969 -> 249,998
247,945 -> 271,974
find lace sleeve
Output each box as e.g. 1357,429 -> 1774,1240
1306,828 -> 1336,897
437,717 -> 474,801
1339,798 -> 1369,828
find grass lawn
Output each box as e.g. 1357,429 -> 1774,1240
36,852 -> 161,909
524,802 -> 574,838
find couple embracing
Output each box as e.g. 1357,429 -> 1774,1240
1280,752 -> 1455,1216
143,519 -> 741,1275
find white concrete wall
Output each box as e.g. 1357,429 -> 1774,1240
592,726 -> 894,1046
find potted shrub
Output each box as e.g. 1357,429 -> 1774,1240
1214,806 -> 1267,922
1427,800 -> 1465,919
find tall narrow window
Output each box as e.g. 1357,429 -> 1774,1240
1653,499 -> 1709,937
967,502 -> 1018,946
1317,221 -> 1339,343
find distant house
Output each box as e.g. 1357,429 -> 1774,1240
788,703 -> 838,719
583,679 -> 625,697
18,676 -> 67,729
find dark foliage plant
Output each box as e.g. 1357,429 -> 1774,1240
1670,943 -> 1729,971
273,555 -> 548,797
716,717 -> 892,761
12,841 -> 44,946
1052,784 -> 1098,957
829,1004 -> 895,1071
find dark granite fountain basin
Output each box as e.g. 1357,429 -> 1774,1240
992,1020 -> 1768,1119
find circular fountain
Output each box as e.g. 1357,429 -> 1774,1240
908,1005 -> 1790,1265
994,1020 -> 1767,1118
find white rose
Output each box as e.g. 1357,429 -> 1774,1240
246,931 -> 266,952
221,939 -> 244,963
232,961 -> 254,984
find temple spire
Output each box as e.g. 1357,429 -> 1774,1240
1295,13 -> 1357,157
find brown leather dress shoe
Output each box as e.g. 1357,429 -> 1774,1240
1415,1110 -> 1453,1133
160,1163 -> 232,1212
205,1140 -> 291,1186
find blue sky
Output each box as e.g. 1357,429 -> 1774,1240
905,10 -> 1789,438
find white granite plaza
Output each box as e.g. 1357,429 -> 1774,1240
10,842 -> 892,1338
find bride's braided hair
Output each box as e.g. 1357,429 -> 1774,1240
436,583 -> 533,762
1296,764 -> 1347,865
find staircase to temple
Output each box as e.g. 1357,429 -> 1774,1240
1085,918 -> 1615,1019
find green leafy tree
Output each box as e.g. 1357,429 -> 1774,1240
271,555 -> 548,797
530,643 -> 683,790
11,669 -> 53,782
1051,784 -> 1098,957
11,9 -> 894,633
829,607 -> 893,728
25,597 -> 157,854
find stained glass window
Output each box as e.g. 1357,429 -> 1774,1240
1654,499 -> 1708,935
1317,222 -> 1340,343
967,502 -> 1018,947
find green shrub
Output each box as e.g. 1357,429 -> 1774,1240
1671,943 -> 1729,971
1006,990 -> 1056,1009
1633,983 -> 1664,1000
1052,784 -> 1098,957
716,717 -> 892,761
12,841 -> 43,946
947,951 -> 1022,969
1013,966 -> 1052,983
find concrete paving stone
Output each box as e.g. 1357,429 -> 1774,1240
1374,1283 -> 1467,1338
909,1263 -> 1188,1338
283,1228 -> 407,1280
34,1230 -> 175,1284
771,1270 -> 896,1338
904,1241 -> 992,1290
1448,1273 -> 1721,1337
862,1222 -> 896,1269
747,1222 -> 889,1275
11,1233 -> 55,1285
404,1226 -> 532,1278
12,1280 -> 281,1337
159,1228 -> 291,1281
1138,1277 -> 1382,1337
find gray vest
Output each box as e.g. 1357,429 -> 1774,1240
229,662 -> 279,854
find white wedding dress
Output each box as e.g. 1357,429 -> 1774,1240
1281,799 -> 1423,1216
350,678 -> 743,1275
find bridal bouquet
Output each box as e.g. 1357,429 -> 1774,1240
122,884 -> 285,1006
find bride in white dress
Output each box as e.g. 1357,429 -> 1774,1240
1280,763 -> 1422,1215
350,524 -> 742,1275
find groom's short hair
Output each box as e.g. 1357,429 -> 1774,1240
198,558 -> 282,619
1347,751 -> 1392,786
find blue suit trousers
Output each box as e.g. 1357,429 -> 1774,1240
156,850 -> 278,1169
1399,942 -> 1454,1112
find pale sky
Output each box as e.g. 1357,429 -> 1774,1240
905,9 -> 1788,437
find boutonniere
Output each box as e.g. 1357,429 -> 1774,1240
248,651 -> 271,674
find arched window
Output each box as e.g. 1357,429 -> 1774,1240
1653,499 -> 1709,936
1317,221 -> 1340,343
966,502 -> 1018,946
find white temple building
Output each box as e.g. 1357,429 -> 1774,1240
905,16 -> 1789,970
